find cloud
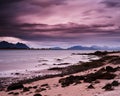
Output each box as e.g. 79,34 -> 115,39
0,0 -> 24,6
0,0 -> 120,47
30,0 -> 67,7
0,0 -> 66,27
0,22 -> 118,42
101,0 -> 120,8
0,36 -> 26,43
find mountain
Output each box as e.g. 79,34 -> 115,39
90,45 -> 109,50
1,41 -> 119,50
50,47 -> 63,50
15,42 -> 29,49
0,41 -> 29,49
67,45 -> 120,50
67,45 -> 96,50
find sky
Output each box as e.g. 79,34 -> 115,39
0,0 -> 120,48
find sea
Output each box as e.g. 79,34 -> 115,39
0,50 -> 99,78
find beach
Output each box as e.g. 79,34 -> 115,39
0,51 -> 120,96
1,0 -> 120,95
0,50 -> 98,87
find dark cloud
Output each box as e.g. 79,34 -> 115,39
16,23 -> 49,28
0,22 -> 118,42
0,0 -> 23,6
101,0 -> 120,8
91,24 -> 114,27
30,0 -> 66,7
0,0 -> 120,47
0,0 -> 24,26
0,0 -> 67,27
0,0 -> 66,9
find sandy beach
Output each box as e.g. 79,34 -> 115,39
0,51 -> 120,96
1,0 -> 120,95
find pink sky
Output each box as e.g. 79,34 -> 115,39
0,0 -> 120,48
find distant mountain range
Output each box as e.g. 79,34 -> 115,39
67,45 -> 120,50
51,45 -> 120,50
67,45 -> 95,50
50,47 -> 63,50
0,41 -> 29,49
0,41 -> 120,50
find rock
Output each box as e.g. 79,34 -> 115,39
102,83 -> 114,91
106,66 -> 115,72
42,63 -> 47,65
33,86 -> 37,89
93,51 -> 108,56
97,68 -> 106,73
88,84 -> 94,89
7,83 -> 24,91
84,78 -> 95,83
41,88 -> 46,91
111,81 -> 119,86
94,80 -> 100,84
114,66 -> 120,71
74,81 -> 81,85
35,88 -> 46,93
59,78 -> 70,87
84,73 -> 96,83
59,75 -> 84,87
98,72 -> 116,80
15,73 -> 20,75
23,87 -> 30,92
109,56 -> 120,64
13,92 -> 19,95
98,66 -> 120,73
84,70 -> 116,83
28,86 -> 32,89
41,84 -> 49,87
34,94 -> 42,96
56,59 -> 62,61
102,81 -> 119,91
8,92 -> 19,95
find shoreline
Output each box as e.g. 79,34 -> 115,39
1,51 -> 120,96
0,51 -> 118,86
0,51 -> 99,87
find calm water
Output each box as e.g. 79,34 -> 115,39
0,50 -> 98,77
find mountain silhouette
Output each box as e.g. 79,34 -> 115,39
67,45 -> 120,50
0,41 -> 29,49
50,47 -> 63,50
67,45 -> 96,50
